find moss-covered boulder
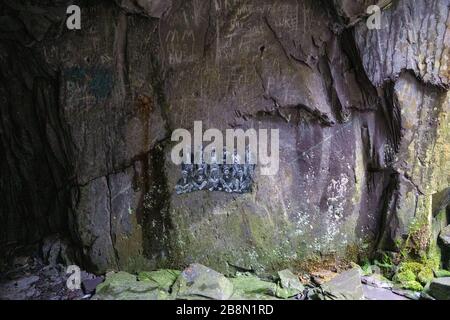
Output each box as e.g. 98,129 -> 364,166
137,269 -> 180,291
277,269 -> 305,297
171,264 -> 234,300
392,261 -> 435,291
93,271 -> 170,300
229,273 -> 278,300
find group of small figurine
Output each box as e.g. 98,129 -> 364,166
175,148 -> 255,194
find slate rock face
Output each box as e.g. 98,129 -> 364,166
355,0 -> 450,88
114,0 -> 172,18
0,0 -> 449,275
160,0 -> 389,274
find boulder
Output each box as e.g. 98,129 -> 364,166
93,271 -> 169,300
392,261 -> 433,290
361,274 -> 393,289
277,269 -> 305,297
316,268 -> 364,300
81,277 -> 104,295
362,285 -> 409,300
172,264 -> 233,300
137,269 -> 180,291
229,273 -> 278,300
391,289 -> 421,300
428,278 -> 450,300
229,271 -> 303,300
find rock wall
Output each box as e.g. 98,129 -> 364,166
0,0 -> 449,275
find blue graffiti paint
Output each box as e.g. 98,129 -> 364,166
64,66 -> 113,101
64,67 -> 87,82
88,68 -> 113,100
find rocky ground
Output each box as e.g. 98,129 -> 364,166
1,258 -> 449,300
2,229 -> 450,300
0,257 -> 89,300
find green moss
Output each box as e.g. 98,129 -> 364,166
417,268 -> 433,285
399,262 -> 424,275
422,244 -> 441,271
388,214 -> 440,288
401,216 -> 431,257
399,280 -> 424,291
360,262 -> 373,276
393,269 -> 416,283
374,253 -> 395,277
393,260 -> 434,288
93,271 -> 171,300
229,272 -> 298,299
96,271 -> 137,295
230,273 -> 277,295
137,269 -> 181,291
